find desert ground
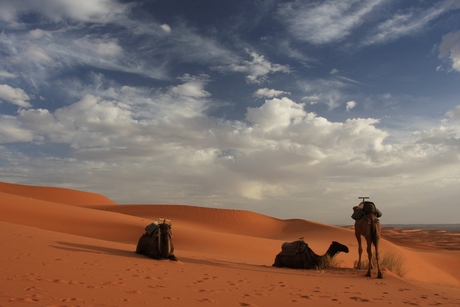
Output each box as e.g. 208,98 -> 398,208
1,181 -> 459,306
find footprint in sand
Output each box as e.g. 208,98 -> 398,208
402,300 -> 421,306
60,297 -> 84,303
9,297 -> 40,303
25,286 -> 43,292
198,298 -> 216,303
125,290 -> 143,294
296,294 -> 312,300
196,289 -> 218,294
47,279 -> 84,286
350,296 -> 371,302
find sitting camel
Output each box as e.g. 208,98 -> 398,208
136,219 -> 177,261
272,239 -> 349,269
352,200 -> 382,278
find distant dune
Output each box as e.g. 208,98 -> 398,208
1,181 -> 459,306
0,181 -> 116,207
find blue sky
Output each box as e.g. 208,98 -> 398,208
1,0 -> 460,225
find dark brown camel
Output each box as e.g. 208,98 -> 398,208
354,203 -> 382,278
136,220 -> 177,261
273,240 -> 349,269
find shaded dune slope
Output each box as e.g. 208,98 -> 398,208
0,191 -> 142,244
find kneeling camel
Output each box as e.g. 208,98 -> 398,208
273,240 -> 349,269
136,220 -> 177,261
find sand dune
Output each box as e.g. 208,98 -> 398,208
1,181 -> 459,306
0,181 -> 116,207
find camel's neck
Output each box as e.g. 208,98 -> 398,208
312,249 -> 334,269
325,247 -> 339,259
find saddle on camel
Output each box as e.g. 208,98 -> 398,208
136,218 -> 177,261
351,198 -> 382,220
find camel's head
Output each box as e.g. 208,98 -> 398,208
327,241 -> 349,258
158,220 -> 172,235
158,221 -> 174,257
158,222 -> 173,242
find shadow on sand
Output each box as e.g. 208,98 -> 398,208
51,241 -> 140,258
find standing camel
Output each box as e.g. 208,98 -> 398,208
353,201 -> 383,278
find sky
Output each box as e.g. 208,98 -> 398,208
1,0 -> 460,225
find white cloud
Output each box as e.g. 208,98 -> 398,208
160,24 -> 172,33
0,30 -> 169,86
330,68 -> 339,75
0,0 -> 128,23
364,8 -> 445,46
220,50 -> 290,84
446,105 -> 460,121
278,0 -> 384,45
276,39 -> 313,65
0,71 -> 16,79
253,88 -> 290,98
278,0 -> 459,48
301,95 -> 321,105
299,78 -> 350,109
238,181 -> 284,200
247,97 -> 309,132
164,22 -> 239,67
13,76 -> 212,151
171,74 -> 210,98
0,115 -> 35,142
0,84 -> 32,108
72,36 -> 123,57
27,29 -> 53,40
18,96 -> 135,149
22,46 -> 53,64
438,30 -> 460,72
346,100 -> 357,111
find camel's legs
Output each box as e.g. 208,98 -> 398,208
355,233 -> 362,269
365,237 -> 373,277
375,240 -> 382,279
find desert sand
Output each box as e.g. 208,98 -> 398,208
1,181 -> 459,306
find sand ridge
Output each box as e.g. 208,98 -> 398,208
0,181 -> 116,207
1,181 -> 459,306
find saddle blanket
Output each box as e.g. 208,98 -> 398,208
145,222 -> 159,236
279,240 -> 308,256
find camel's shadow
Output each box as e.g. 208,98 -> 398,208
51,241 -> 139,258
178,256 -> 354,277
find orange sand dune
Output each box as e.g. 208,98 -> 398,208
1,182 -> 459,306
102,204 -> 350,240
0,181 -> 116,207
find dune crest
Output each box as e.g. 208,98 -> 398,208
0,181 -> 116,207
